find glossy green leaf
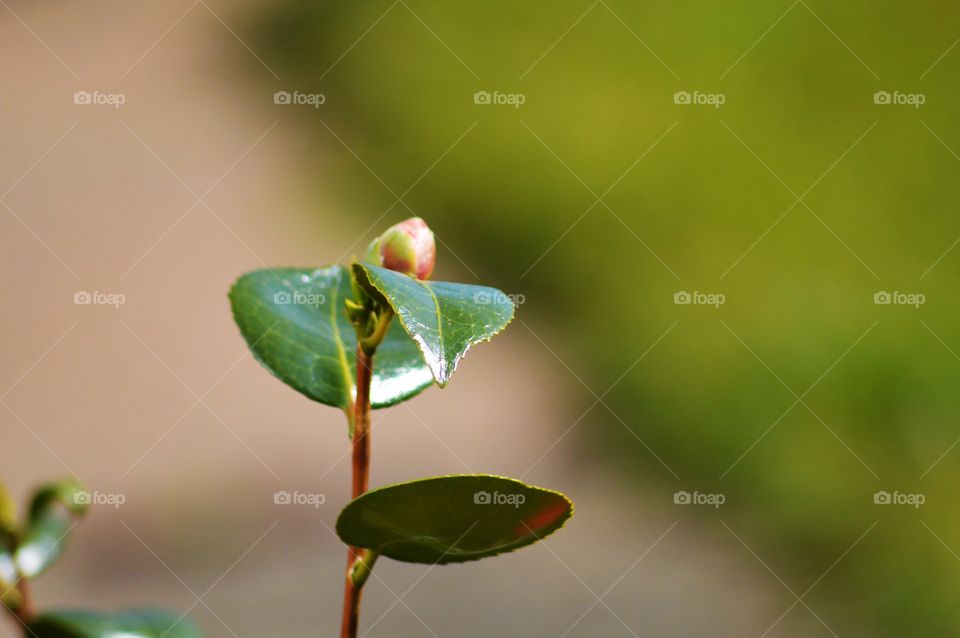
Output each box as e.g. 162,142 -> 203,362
15,480 -> 88,579
352,264 -> 515,386
336,475 -> 572,564
29,610 -> 202,638
229,266 -> 433,410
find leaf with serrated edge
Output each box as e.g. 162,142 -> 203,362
229,266 -> 433,410
352,264 -> 515,387
336,475 -> 572,564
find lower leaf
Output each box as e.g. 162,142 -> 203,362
336,475 -> 573,564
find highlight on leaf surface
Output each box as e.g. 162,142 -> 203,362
29,609 -> 203,638
229,266 -> 433,410
335,475 -> 572,564
352,264 -> 515,387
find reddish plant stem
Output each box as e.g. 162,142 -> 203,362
340,556 -> 361,638
13,580 -> 35,628
341,345 -> 374,638
351,347 -> 374,499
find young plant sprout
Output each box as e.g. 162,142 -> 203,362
230,217 -> 573,637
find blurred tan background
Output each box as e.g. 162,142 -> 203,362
5,1 -> 954,636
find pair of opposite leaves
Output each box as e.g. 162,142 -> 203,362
229,262 -> 573,565
229,262 -> 515,409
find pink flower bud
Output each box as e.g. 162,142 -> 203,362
364,217 -> 435,280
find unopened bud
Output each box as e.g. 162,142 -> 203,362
364,217 -> 435,280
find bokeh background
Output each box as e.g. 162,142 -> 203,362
2,0 -> 960,636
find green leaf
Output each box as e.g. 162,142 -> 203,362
229,266 -> 433,410
29,610 -> 202,638
0,481 -> 16,535
15,480 -> 89,579
336,475 -> 573,564
352,264 -> 515,386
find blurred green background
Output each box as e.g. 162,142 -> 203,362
249,1 -> 960,635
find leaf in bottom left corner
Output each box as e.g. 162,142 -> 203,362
28,609 -> 203,638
